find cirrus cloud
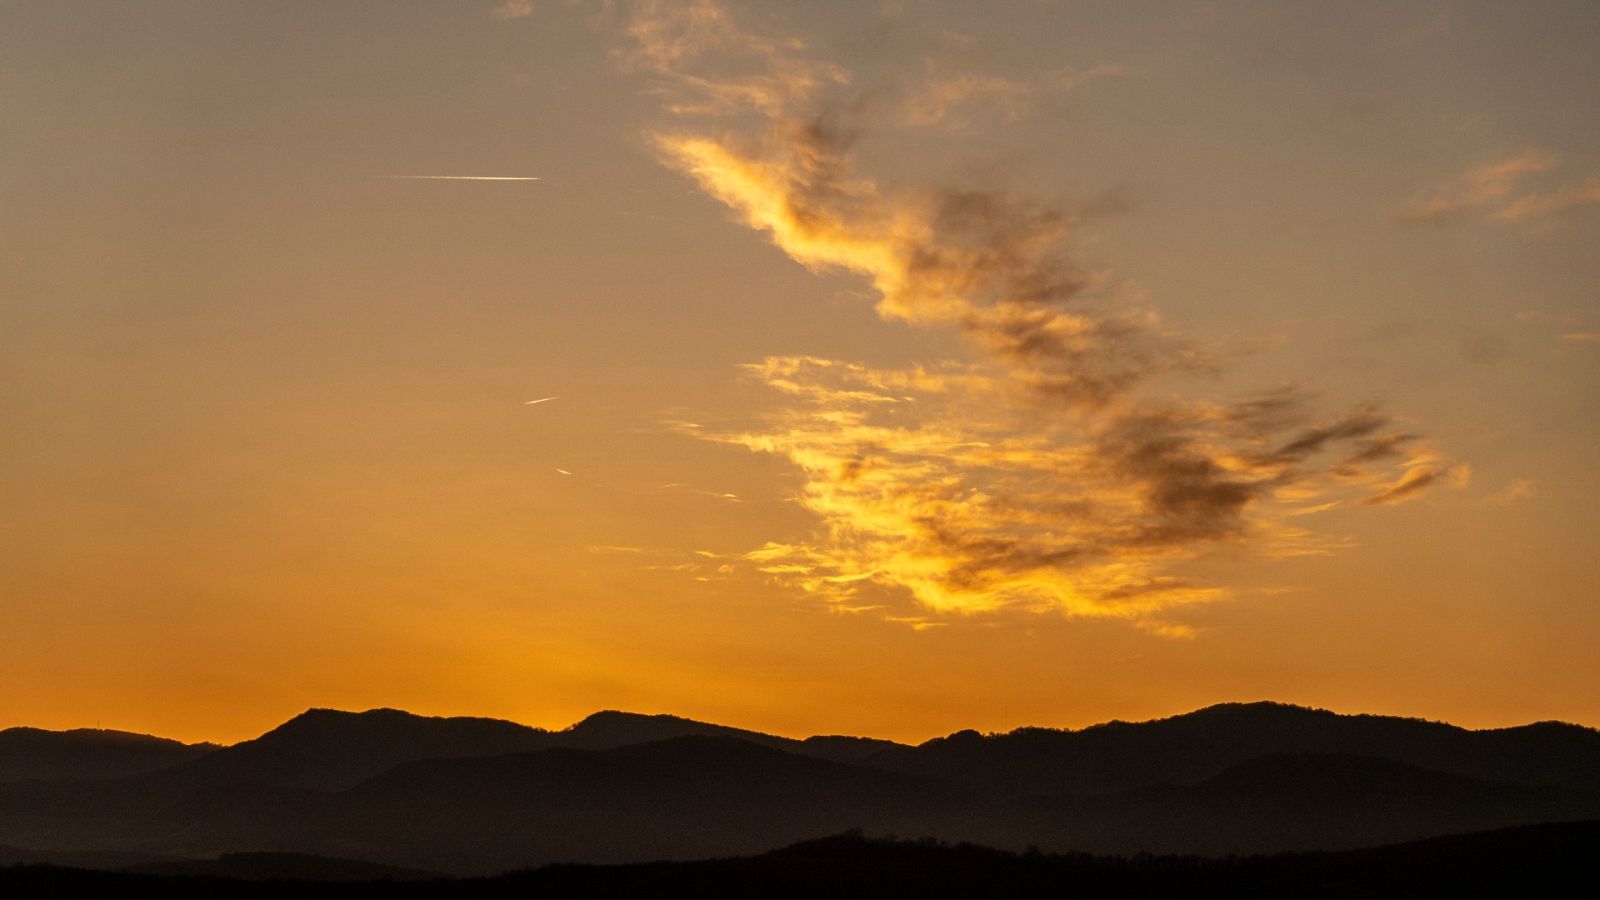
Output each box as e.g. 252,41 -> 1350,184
1399,149 -> 1600,226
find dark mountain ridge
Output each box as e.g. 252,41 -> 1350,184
18,700 -> 1596,795
102,707 -> 914,792
0,728 -> 216,784
881,701 -> 1600,795
2,701 -> 1596,875
561,710 -> 905,763
150,708 -> 556,791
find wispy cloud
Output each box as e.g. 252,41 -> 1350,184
1495,178 -> 1600,223
1482,479 -> 1534,508
617,1 -> 1460,631
1399,150 -> 1600,225
902,63 -> 1133,129
1362,456 -> 1469,506
1397,149 -> 1555,224
492,0 -> 535,22
619,0 -> 848,117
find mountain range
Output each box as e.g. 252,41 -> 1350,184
2,702 -> 1597,875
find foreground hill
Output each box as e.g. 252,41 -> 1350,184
1,821 -> 1595,898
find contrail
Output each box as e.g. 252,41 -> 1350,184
524,396 -> 560,405
556,469 -> 573,476
387,175 -> 542,181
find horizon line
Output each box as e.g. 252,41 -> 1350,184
5,698 -> 1593,748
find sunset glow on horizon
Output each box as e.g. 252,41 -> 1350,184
3,0 -> 1597,746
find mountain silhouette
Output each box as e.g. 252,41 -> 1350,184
560,710 -> 907,763
0,728 -> 215,783
877,701 -> 1600,796
140,708 -> 909,793
560,710 -> 793,749
151,708 -> 554,790
1,701 -> 1596,875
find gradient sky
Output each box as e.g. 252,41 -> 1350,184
3,0 -> 1598,745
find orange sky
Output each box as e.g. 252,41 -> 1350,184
3,1 -> 1598,745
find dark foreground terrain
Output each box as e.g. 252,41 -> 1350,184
4,702 -> 1600,874
2,821 -> 1595,899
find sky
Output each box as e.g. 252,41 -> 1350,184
2,0 -> 1597,745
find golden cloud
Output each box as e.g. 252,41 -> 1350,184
620,1 -> 1461,630
691,357 -> 1441,626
